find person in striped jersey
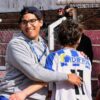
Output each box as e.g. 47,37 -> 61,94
45,19 -> 92,100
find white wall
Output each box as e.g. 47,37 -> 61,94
0,0 -> 99,12
0,0 -> 64,12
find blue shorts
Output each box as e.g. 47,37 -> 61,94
0,96 -> 8,100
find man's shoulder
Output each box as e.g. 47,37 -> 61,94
7,34 -> 29,51
9,33 -> 27,45
54,49 -> 65,55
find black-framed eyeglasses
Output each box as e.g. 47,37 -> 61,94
21,19 -> 38,25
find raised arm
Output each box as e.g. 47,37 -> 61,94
66,7 -> 78,23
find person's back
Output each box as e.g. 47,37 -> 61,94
46,48 -> 92,100
45,19 -> 92,100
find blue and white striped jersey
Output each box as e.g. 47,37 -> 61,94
45,48 -> 92,100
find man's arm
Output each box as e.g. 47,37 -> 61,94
7,40 -> 67,82
9,73 -> 82,100
9,82 -> 46,100
7,40 -> 82,85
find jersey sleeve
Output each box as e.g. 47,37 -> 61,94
45,52 -> 58,71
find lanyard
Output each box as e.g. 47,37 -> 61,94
25,40 -> 47,62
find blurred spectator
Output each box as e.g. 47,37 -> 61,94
77,32 -> 93,63
76,24 -> 93,63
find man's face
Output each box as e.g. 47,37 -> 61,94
20,13 -> 43,40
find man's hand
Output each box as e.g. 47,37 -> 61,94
80,51 -> 88,58
67,73 -> 82,86
9,91 -> 27,100
66,8 -> 76,13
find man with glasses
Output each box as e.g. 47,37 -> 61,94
0,7 -> 82,100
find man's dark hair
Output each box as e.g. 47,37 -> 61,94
18,7 -> 43,23
57,19 -> 82,46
